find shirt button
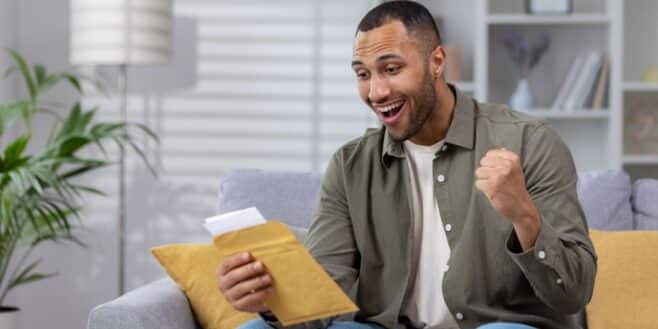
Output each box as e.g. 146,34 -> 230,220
437,174 -> 445,183
455,312 -> 464,320
441,144 -> 448,152
445,224 -> 452,232
556,278 -> 563,285
537,250 -> 547,260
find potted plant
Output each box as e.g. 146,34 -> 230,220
0,49 -> 156,327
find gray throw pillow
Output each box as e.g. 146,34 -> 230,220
577,170 -> 633,230
632,178 -> 658,230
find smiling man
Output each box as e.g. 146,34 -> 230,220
218,2 -> 597,329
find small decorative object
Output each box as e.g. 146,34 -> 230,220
526,0 -> 572,15
500,30 -> 550,109
641,66 -> 658,83
624,95 -> 658,154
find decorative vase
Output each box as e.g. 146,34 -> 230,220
0,307 -> 19,329
509,77 -> 534,110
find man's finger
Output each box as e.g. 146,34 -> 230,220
226,274 -> 272,301
491,148 -> 519,162
222,261 -> 266,291
475,180 -> 496,202
475,166 -> 498,180
480,154 -> 510,168
234,287 -> 273,313
219,252 -> 252,276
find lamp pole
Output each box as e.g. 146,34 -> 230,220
117,63 -> 127,295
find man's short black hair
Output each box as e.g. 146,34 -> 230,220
356,1 -> 441,52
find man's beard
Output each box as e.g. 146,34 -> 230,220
389,70 -> 437,142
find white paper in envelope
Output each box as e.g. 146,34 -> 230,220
203,207 -> 267,236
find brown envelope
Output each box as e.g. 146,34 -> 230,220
213,220 -> 359,326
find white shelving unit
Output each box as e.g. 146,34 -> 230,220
418,0 -> 658,178
518,109 -> 610,120
624,155 -> 658,165
486,14 -> 611,25
623,82 -> 658,92
474,0 -> 623,171
621,0 -> 658,179
418,0 -> 624,172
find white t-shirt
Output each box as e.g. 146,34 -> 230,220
402,139 -> 458,329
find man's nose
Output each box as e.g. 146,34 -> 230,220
368,76 -> 390,104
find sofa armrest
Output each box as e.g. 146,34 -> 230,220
87,278 -> 198,329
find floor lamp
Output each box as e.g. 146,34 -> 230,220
69,0 -> 172,295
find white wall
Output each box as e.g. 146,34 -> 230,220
0,0 -> 17,102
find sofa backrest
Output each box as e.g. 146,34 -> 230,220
218,168 -> 656,231
218,169 -> 321,229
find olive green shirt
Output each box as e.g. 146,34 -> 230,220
269,86 -> 597,329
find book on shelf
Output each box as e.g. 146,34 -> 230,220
552,55 -> 585,110
553,50 -> 607,112
589,55 -> 610,109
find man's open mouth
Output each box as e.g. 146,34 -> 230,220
381,103 -> 404,118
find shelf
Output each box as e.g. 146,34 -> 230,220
623,155 -> 658,165
517,109 -> 610,119
623,82 -> 658,92
487,14 -> 611,25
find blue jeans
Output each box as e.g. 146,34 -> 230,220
237,317 -> 537,329
237,318 -> 384,329
476,323 -> 537,329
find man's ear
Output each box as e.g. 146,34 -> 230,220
429,45 -> 447,80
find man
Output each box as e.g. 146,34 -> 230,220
217,1 -> 597,329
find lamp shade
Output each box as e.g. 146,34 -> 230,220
70,0 -> 172,65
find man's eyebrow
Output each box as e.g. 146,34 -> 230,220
351,60 -> 363,67
351,54 -> 403,67
376,54 -> 403,62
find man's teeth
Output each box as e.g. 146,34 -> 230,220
377,101 -> 404,113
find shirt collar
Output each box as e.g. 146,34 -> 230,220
381,83 -> 476,164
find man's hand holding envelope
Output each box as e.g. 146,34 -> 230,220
208,208 -> 358,326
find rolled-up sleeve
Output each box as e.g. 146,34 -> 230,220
506,124 -> 597,314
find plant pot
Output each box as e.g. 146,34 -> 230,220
0,307 -> 19,329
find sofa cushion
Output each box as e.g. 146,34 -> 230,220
586,230 -> 658,328
632,178 -> 658,230
219,169 -> 322,229
577,170 -> 633,230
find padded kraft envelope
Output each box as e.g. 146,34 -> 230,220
213,220 -> 358,326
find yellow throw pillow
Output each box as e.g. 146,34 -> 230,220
151,243 -> 257,329
587,230 -> 658,329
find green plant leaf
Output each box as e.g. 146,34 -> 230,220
57,135 -> 92,157
37,74 -> 63,95
6,48 -> 37,101
63,74 -> 82,94
3,135 -> 30,166
34,65 -> 47,86
8,271 -> 57,291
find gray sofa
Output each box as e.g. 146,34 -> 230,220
87,169 -> 658,329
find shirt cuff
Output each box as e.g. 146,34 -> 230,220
505,219 -> 562,272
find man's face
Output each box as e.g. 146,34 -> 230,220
352,20 -> 437,142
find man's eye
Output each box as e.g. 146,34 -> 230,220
385,66 -> 400,74
356,71 -> 370,80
